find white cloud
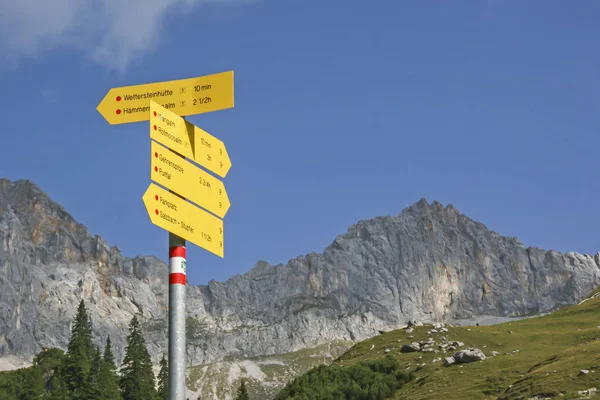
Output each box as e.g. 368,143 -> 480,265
0,0 -> 252,73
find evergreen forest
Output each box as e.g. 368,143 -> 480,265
0,300 -> 166,400
0,300 -> 413,400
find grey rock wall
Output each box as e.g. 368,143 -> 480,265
1,178 -> 599,367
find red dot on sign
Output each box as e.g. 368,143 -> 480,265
155,195 -> 158,201
154,152 -> 158,158
116,96 -> 122,102
116,109 -> 121,115
155,209 -> 159,215
153,111 -> 157,117
153,125 -> 157,130
154,166 -> 158,172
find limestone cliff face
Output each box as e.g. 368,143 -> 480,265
0,178 -> 168,364
1,178 -> 599,368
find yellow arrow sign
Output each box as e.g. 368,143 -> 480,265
142,183 -> 224,258
149,100 -> 232,178
97,71 -> 234,125
151,140 -> 230,219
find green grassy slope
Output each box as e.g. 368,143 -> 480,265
186,340 -> 353,399
313,288 -> 600,400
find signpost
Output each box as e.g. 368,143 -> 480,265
142,183 -> 225,258
97,70 -> 233,400
150,141 -> 230,219
150,100 -> 232,178
97,71 -> 234,125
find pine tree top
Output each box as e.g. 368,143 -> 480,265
119,315 -> 158,400
235,379 -> 250,400
103,335 -> 117,369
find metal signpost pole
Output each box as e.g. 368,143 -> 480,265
168,230 -> 186,400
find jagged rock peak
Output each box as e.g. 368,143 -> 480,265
1,178 -> 66,214
0,177 -> 162,281
1,178 -> 90,247
336,197 -> 502,252
402,198 -> 468,222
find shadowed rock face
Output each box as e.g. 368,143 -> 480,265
1,178 -> 599,367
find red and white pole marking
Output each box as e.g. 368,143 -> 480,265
169,245 -> 187,286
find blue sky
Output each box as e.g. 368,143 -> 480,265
1,1 -> 599,285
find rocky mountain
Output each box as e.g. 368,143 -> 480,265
1,178 -> 599,398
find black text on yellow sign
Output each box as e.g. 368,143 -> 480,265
142,183 -> 224,258
97,71 -> 234,125
150,140 -> 230,219
149,100 -> 232,178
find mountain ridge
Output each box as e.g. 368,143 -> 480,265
1,177 -> 599,398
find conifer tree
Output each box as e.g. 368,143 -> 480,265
157,353 -> 168,400
119,316 -> 158,400
19,366 -> 45,399
36,348 -> 68,400
81,346 -> 102,400
99,336 -> 122,400
234,379 -> 250,400
46,370 -> 69,400
64,299 -> 95,399
103,336 -> 117,369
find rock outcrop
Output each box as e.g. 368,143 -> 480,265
453,349 -> 486,363
1,177 -> 599,371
